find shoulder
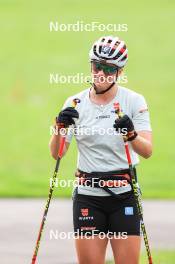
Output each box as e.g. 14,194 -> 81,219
118,86 -> 146,102
118,86 -> 149,115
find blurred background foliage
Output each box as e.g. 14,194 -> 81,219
0,0 -> 175,197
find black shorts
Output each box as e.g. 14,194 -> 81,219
72,188 -> 141,237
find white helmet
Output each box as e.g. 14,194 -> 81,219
89,36 -> 128,68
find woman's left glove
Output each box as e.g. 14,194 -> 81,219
113,115 -> 138,141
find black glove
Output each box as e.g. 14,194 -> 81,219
56,107 -> 79,128
113,115 -> 138,141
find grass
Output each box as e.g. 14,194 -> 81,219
0,0 -> 175,197
107,250 -> 175,264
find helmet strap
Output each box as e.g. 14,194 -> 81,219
92,68 -> 119,95
93,81 -> 115,94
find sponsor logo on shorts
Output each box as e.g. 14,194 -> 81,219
79,208 -> 94,221
81,208 -> 89,216
125,207 -> 134,215
80,226 -> 96,231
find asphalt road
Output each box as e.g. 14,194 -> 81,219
0,199 -> 175,264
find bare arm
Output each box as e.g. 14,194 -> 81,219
49,131 -> 70,160
130,131 -> 152,159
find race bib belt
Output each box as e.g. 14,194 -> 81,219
75,168 -> 137,199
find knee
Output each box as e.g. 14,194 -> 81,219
78,256 -> 105,264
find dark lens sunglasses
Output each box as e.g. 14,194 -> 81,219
91,61 -> 118,75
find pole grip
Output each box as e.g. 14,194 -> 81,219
114,102 -> 123,118
113,102 -> 128,142
58,98 -> 80,158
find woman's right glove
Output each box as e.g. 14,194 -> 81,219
56,107 -> 79,128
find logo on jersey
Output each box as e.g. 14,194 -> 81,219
125,207 -> 134,215
111,108 -> 124,114
139,108 -> 148,113
96,115 -> 110,119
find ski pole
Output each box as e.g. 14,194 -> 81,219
114,102 -> 153,264
31,98 -> 80,264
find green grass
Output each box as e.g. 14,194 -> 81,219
0,0 -> 175,197
107,250 -> 175,264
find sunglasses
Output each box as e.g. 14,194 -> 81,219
91,61 -> 118,75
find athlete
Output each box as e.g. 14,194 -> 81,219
49,36 -> 152,264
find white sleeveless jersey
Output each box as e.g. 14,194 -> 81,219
62,86 -> 152,196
